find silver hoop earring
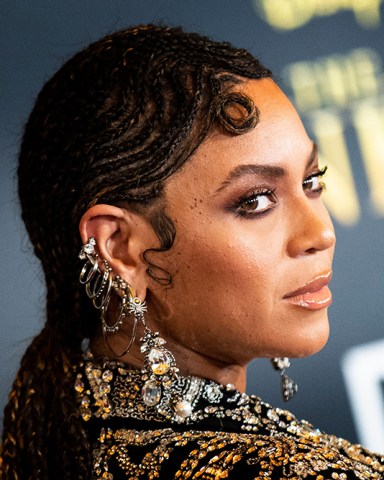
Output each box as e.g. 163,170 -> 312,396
101,276 -> 138,357
87,260 -> 112,308
79,256 -> 98,285
271,357 -> 298,402
79,237 -> 136,357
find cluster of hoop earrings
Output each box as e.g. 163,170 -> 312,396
79,237 -> 138,356
79,237 -> 297,411
79,237 -> 194,419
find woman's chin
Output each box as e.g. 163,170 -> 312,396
293,327 -> 330,358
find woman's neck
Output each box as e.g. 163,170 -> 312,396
90,331 -> 248,392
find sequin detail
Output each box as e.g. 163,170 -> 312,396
75,355 -> 384,479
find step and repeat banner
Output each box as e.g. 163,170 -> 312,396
1,0 -> 383,450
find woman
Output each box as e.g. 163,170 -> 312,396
0,24 -> 382,479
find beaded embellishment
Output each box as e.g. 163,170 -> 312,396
74,354 -> 384,479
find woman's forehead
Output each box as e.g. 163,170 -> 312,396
167,80 -> 308,180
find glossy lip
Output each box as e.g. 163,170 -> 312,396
283,271 -> 333,310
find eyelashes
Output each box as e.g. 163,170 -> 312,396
229,188 -> 277,218
229,166 -> 328,219
303,166 -> 327,194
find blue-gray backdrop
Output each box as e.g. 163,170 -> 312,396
1,0 -> 384,451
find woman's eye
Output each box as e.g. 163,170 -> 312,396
303,167 -> 327,195
236,190 -> 276,217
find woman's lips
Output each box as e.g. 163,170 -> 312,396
283,272 -> 333,310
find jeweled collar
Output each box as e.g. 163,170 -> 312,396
74,352 -> 324,440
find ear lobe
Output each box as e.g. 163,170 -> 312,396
79,204 -> 152,299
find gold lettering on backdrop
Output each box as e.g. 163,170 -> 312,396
353,101 -> 384,215
252,0 -> 383,30
311,111 -> 360,225
286,49 -> 381,112
283,48 -> 384,225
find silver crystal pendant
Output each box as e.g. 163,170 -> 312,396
271,357 -> 297,402
281,374 -> 298,402
142,379 -> 162,406
148,348 -> 171,375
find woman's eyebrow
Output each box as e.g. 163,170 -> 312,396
215,164 -> 285,194
214,142 -> 318,195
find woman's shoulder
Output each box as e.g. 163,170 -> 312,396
92,424 -> 383,479
75,356 -> 384,479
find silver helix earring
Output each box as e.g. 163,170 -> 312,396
79,237 -> 112,310
271,357 -> 298,402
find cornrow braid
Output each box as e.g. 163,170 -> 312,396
0,24 -> 272,478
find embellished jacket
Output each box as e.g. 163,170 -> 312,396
75,354 -> 384,479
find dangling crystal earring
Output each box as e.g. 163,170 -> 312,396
271,357 -> 298,402
129,295 -> 192,421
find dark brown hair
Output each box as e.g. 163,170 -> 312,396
0,24 -> 271,479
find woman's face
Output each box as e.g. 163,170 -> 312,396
149,78 -> 335,367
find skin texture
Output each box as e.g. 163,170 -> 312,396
81,78 -> 335,392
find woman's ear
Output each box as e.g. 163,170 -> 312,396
79,204 -> 156,299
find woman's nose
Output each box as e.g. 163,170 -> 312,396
286,197 -> 336,258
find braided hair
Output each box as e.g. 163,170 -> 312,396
0,24 -> 271,479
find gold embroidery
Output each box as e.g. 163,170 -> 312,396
92,428 -> 384,479
75,356 -> 384,479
